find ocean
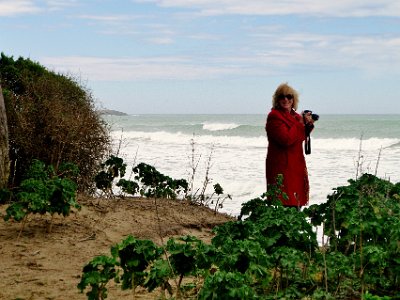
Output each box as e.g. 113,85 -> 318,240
103,114 -> 400,216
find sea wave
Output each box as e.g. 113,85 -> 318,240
112,130 -> 266,148
111,130 -> 400,152
202,122 -> 240,131
386,141 -> 400,148
109,128 -> 400,218
313,138 -> 400,151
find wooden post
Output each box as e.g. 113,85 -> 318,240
0,84 -> 10,188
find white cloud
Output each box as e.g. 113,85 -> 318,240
41,29 -> 400,82
76,14 -> 137,22
75,13 -> 177,41
0,0 -> 40,16
134,0 -> 400,17
187,33 -> 220,41
45,0 -> 79,11
0,0 -> 80,16
146,37 -> 174,44
259,33 -> 400,76
41,32 -> 400,82
42,56 -> 238,81
336,36 -> 400,75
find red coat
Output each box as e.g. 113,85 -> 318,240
265,108 -> 310,207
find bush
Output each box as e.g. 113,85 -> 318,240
133,162 -> 188,199
3,160 -> 80,235
304,173 -> 400,297
0,53 -> 110,191
80,173 -> 400,299
93,157 -> 188,199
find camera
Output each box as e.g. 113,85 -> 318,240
303,110 -> 319,155
303,110 -> 319,121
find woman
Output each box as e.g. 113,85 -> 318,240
265,83 -> 314,208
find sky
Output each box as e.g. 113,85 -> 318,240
1,0 -> 400,114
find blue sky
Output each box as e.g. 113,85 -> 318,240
1,0 -> 400,114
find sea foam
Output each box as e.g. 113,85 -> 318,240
107,115 -> 400,217
202,122 -> 240,131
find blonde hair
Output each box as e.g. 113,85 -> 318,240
272,83 -> 299,111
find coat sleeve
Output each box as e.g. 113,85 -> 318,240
266,112 -> 305,147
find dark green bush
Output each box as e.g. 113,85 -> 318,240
133,162 -> 188,199
3,160 -> 80,234
79,173 -> 400,299
304,173 -> 400,297
0,53 -> 110,191
94,155 -> 127,196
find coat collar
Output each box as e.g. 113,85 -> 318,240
270,108 -> 302,126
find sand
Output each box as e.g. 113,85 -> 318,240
0,195 -> 234,300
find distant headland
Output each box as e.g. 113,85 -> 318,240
97,109 -> 128,116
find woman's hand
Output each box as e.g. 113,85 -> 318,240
302,111 -> 314,125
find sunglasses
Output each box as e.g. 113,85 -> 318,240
277,94 -> 294,100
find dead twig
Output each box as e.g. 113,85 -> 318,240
78,232 -> 96,242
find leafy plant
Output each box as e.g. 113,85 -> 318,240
304,173 -> 400,297
78,235 -> 211,299
0,188 -> 11,204
77,255 -> 118,300
79,173 -> 400,299
115,178 -> 139,197
144,258 -> 174,296
211,191 -> 317,298
94,155 -> 127,196
133,162 -> 188,199
364,291 -> 392,300
198,271 -> 257,300
94,157 -> 189,200
209,183 -> 231,214
3,160 -> 80,235
110,235 -> 163,292
165,235 -> 214,297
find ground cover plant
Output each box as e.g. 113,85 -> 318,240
78,172 -> 400,299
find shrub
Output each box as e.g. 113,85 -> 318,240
79,173 -> 400,299
304,173 -> 400,297
93,157 -> 188,199
77,255 -> 119,300
0,53 -> 110,191
3,160 -> 80,235
94,155 -> 127,196
133,162 -> 188,199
